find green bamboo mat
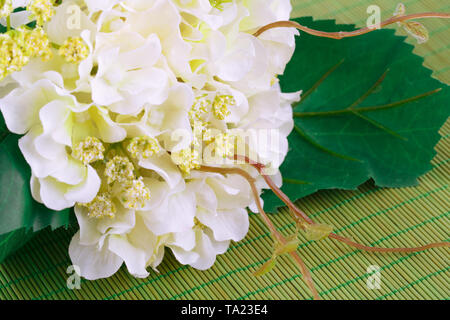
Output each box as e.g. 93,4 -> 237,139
0,0 -> 449,300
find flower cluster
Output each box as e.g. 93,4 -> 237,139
0,0 -> 300,280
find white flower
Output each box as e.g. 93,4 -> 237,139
167,172 -> 252,270
0,79 -> 109,210
87,28 -> 170,115
69,203 -> 167,280
0,0 -> 300,279
140,179 -> 196,236
181,0 -> 298,94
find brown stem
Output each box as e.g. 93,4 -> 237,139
198,156 -> 449,299
230,156 -> 450,254
254,12 -> 450,38
198,165 -> 320,300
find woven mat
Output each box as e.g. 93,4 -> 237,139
0,0 -> 448,300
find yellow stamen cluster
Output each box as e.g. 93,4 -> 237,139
0,27 -> 52,80
173,93 -> 236,174
172,148 -> 201,176
189,94 -> 210,123
127,136 -> 160,160
27,0 -> 55,26
202,127 -> 214,143
105,156 -> 135,184
172,95 -> 213,175
214,133 -> 235,158
0,0 -> 12,19
73,137 -> 105,165
58,37 -> 90,63
78,144 -> 154,216
213,95 -> 235,120
121,177 -> 151,210
24,27 -> 53,59
81,193 -> 116,219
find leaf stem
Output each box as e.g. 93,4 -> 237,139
294,125 -> 361,161
294,88 -> 441,118
220,155 -> 450,253
249,161 -> 450,253
348,69 -> 390,110
295,59 -> 345,107
254,13 -> 450,38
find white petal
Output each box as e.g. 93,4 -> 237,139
65,166 -> 101,204
171,246 -> 200,266
0,11 -> 31,28
74,205 -> 102,246
197,208 -> 249,242
91,77 -> 123,106
19,127 -> 68,178
30,174 -> 43,204
142,187 -> 195,235
51,157 -> 85,185
39,177 -> 74,211
0,81 -> 56,134
208,174 -> 253,210
96,205 -> 136,236
190,230 -> 229,270
90,107 -> 127,143
69,232 -> 123,281
119,34 -> 162,70
139,153 -> 183,190
108,235 -> 149,278
39,100 -> 72,146
169,229 -> 197,252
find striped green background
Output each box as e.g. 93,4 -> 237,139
0,0 -> 448,300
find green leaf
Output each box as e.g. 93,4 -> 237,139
274,235 -> 300,255
304,223 -> 334,241
0,229 -> 35,263
0,113 -> 71,263
262,17 -> 449,213
253,257 -> 277,277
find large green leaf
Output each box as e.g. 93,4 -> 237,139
0,229 -> 35,263
263,17 -> 450,213
0,114 -> 71,262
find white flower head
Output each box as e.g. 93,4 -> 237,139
0,0 -> 299,279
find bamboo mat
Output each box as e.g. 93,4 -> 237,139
0,0 -> 448,300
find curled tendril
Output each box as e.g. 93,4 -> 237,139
198,155 -> 449,300
253,12 -> 450,39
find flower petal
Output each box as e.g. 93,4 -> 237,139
69,232 -> 123,281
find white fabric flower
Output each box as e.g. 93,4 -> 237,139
0,0 -> 300,279
69,204 -> 167,280
88,29 -> 170,115
0,79 -> 106,210
167,172 -> 252,270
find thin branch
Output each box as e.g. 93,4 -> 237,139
230,156 -> 450,254
198,156 -> 449,299
254,13 -> 450,38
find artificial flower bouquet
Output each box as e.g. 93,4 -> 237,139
0,0 -> 448,299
